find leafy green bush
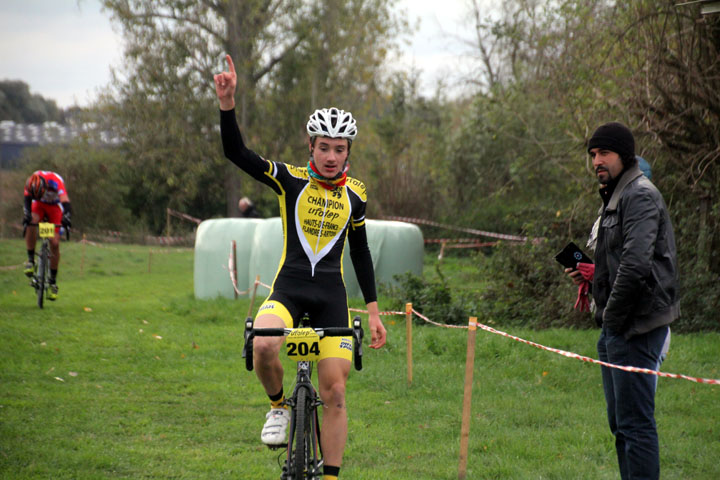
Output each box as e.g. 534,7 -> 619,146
474,239 -> 593,329
675,261 -> 720,332
381,271 -> 477,326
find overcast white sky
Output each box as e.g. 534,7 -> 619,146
0,0 -> 486,109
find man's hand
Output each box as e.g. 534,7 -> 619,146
564,267 -> 585,285
368,313 -> 387,349
62,212 -> 72,229
576,262 -> 595,282
214,54 -> 237,111
22,214 -> 31,228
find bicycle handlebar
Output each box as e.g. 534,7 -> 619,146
243,316 -> 364,372
252,327 -> 355,338
25,222 -> 71,240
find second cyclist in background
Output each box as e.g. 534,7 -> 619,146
23,171 -> 72,300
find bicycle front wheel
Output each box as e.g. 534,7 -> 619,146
36,243 -> 48,309
292,387 -> 312,480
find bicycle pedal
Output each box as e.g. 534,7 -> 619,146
266,443 -> 285,451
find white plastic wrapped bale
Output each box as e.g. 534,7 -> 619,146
193,218 -> 263,299
193,218 -> 423,300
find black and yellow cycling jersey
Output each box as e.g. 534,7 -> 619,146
220,109 -> 377,330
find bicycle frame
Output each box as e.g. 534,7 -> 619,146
242,316 -> 363,480
29,222 -> 59,309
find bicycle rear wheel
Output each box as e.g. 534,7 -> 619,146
291,387 -> 312,480
36,242 -> 48,309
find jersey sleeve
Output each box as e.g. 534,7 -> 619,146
348,223 -> 378,304
220,108 -> 281,194
49,173 -> 67,196
346,179 -> 377,304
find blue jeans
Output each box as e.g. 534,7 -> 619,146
597,325 -> 670,480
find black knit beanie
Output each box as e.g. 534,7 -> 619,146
587,122 -> 635,160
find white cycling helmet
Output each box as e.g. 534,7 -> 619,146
306,107 -> 357,141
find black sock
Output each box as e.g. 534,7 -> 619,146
324,465 -> 340,477
50,269 -> 58,283
269,387 -> 284,408
27,250 -> 35,263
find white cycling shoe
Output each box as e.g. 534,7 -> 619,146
261,408 -> 289,446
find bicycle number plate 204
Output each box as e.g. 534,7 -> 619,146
286,328 -> 320,361
38,222 -> 55,238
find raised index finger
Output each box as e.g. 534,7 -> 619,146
225,54 -> 236,74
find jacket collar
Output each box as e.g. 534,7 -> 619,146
603,165 -> 643,211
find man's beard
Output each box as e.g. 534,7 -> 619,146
596,168 -> 610,185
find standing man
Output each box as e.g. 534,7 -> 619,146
238,196 -> 262,218
23,170 -> 72,300
571,122 -> 679,480
214,54 -> 386,480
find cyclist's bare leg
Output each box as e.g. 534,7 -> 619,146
317,357 -> 351,467
50,233 -> 60,270
24,213 -> 40,251
253,313 -> 286,396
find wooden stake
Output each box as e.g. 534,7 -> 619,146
148,250 -> 152,273
166,207 -> 171,237
247,274 -> 261,319
81,233 -> 86,275
232,240 -> 238,300
406,302 -> 413,385
458,317 -> 477,479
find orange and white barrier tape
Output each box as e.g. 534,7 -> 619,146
167,208 -> 202,225
227,247 -> 251,296
81,237 -> 192,253
410,308 -> 469,329
0,263 -> 23,271
381,215 -> 531,243
424,238 -> 493,244
349,307 -> 406,316
226,243 -> 273,295
471,321 -> 720,385
349,306 -> 720,385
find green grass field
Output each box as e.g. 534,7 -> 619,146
1,238 -> 719,479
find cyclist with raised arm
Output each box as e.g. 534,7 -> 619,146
214,55 -> 386,480
22,171 -> 72,300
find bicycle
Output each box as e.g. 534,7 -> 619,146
26,222 -> 66,309
242,315 -> 364,480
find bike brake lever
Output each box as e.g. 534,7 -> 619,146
242,318 -> 254,359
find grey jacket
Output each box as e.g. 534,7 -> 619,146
592,166 -> 680,338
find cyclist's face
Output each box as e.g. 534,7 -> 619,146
310,137 -> 349,177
